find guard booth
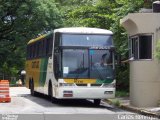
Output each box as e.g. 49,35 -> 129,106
120,2 -> 160,107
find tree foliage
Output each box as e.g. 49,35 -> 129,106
55,0 -> 144,90
155,40 -> 160,60
0,0 -> 62,76
0,0 -> 150,90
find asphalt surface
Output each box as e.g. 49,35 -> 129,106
0,87 -> 135,120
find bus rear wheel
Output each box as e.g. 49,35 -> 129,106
48,82 -> 53,101
30,80 -> 34,96
94,99 -> 101,106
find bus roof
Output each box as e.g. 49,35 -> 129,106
27,27 -> 113,45
54,27 -> 113,35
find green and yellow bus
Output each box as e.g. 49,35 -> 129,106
25,27 -> 116,105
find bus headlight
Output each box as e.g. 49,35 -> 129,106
59,83 -> 75,87
102,80 -> 116,88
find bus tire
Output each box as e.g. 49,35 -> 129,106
48,81 -> 58,103
94,99 -> 101,106
29,79 -> 31,89
48,81 -> 53,101
30,80 -> 34,96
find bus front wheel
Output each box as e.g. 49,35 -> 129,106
94,99 -> 101,106
48,82 -> 58,103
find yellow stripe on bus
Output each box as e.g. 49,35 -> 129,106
64,79 -> 96,84
27,34 -> 47,44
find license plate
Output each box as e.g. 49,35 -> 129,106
64,79 -> 96,84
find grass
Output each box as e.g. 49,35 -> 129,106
105,90 -> 129,107
112,99 -> 121,107
116,90 -> 129,97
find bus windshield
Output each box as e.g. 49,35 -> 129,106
90,50 -> 114,80
62,49 -> 89,78
62,49 -> 114,80
61,34 -> 112,47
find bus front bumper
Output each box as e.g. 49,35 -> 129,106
56,87 -> 115,99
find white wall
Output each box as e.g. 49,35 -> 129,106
121,13 -> 160,107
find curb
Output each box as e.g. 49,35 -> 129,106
120,105 -> 159,118
105,99 -> 160,119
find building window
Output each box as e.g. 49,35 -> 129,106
129,35 -> 152,60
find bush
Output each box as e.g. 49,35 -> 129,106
155,40 -> 160,60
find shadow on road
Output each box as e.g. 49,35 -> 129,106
22,92 -> 124,112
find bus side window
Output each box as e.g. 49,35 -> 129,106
39,41 -> 43,57
54,32 -> 61,79
49,35 -> 53,56
34,42 -> 38,58
54,53 -> 60,79
32,44 -> 34,58
35,43 -> 37,58
44,34 -> 53,57
29,45 -> 31,58
42,39 -> 46,57
31,45 -> 34,58
36,42 -> 40,57
46,38 -> 49,56
55,32 -> 60,47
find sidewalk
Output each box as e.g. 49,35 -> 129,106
105,97 -> 160,119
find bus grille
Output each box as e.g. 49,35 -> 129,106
91,84 -> 102,87
76,84 -> 87,86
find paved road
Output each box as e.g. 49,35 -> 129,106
0,87 -> 134,120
